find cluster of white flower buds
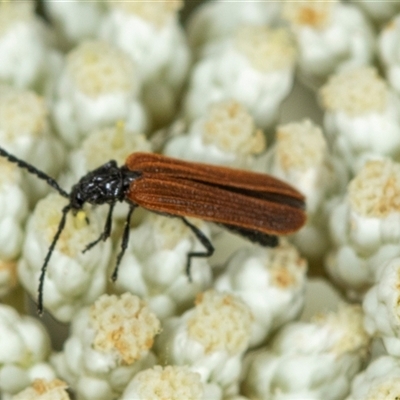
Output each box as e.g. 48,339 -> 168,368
3,0 -> 400,399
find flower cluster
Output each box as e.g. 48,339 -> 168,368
3,1 -> 400,399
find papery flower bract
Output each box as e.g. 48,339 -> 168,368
0,304 -> 56,397
156,290 -> 253,397
164,100 -> 265,169
184,26 -> 296,132
320,67 -> 400,174
241,304 -> 370,400
282,0 -> 375,88
51,293 -> 160,400
18,194 -> 112,322
12,379 -> 70,400
52,40 -> 148,148
100,1 -> 190,127
215,241 -> 307,348
115,213 -> 213,320
345,356 -> 400,400
326,159 -> 400,298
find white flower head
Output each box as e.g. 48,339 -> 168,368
347,356 -> 400,400
43,1 -> 104,49
363,257 -> 400,357
12,379 -> 70,400
0,304 -> 56,397
282,0 -> 374,87
215,241 -> 307,347
0,85 -> 67,203
51,293 -> 159,400
18,194 -> 112,322
52,40 -> 148,148
156,290 -> 253,394
121,365 -> 207,400
327,159 -> 400,297
355,0 -> 400,25
61,122 -> 151,195
0,1 -> 57,91
184,26 -> 296,131
164,100 -> 265,169
100,0 -> 190,127
320,67 -> 400,174
115,213 -> 212,320
242,304 -> 370,400
186,0 -> 282,54
379,14 -> 400,96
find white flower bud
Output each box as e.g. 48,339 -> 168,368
51,293 -> 160,400
378,14 -> 400,96
320,67 -> 400,174
184,26 -> 296,131
156,290 -> 253,395
0,86 -> 67,203
52,40 -> 148,148
0,1 -> 60,92
0,304 -> 56,397
346,356 -> 400,400
115,213 -> 212,320
121,366 -> 213,400
242,305 -> 370,400
18,194 -> 112,322
327,159 -> 400,297
12,379 -> 70,400
363,257 -> 400,356
215,241 -> 307,348
164,100 -> 265,169
43,1 -> 104,50
282,0 -> 375,88
186,1 -> 281,55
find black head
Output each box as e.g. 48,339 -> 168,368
69,160 -> 139,210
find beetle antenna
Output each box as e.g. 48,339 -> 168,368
38,204 -> 71,315
0,147 -> 69,198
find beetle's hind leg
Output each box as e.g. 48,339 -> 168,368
181,217 -> 214,280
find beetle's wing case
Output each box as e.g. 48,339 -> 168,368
125,153 -> 306,235
125,152 -> 305,204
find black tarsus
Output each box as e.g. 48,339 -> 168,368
111,204 -> 137,282
38,204 -> 71,315
82,203 -> 115,253
0,147 -> 69,198
181,217 -> 215,279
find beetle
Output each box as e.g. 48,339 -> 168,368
0,148 -> 306,314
